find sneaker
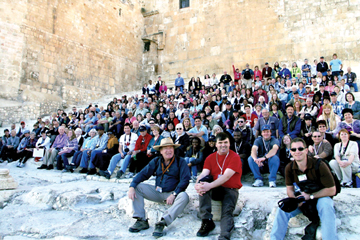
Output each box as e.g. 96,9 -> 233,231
19,163 -> 25,168
116,170 -> 124,179
128,218 -> 150,233
269,181 -> 277,188
79,168 -> 88,174
67,164 -> 76,173
99,170 -> 111,179
196,219 -> 215,237
125,172 -> 135,179
344,181 -> 353,188
191,175 -> 197,183
153,219 -> 166,238
62,169 -> 69,173
252,179 -> 264,187
16,161 -> 21,167
46,164 -> 54,170
37,164 -> 47,169
87,168 -> 97,175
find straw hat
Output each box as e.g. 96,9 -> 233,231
153,138 -> 181,151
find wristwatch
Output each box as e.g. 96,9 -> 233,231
310,194 -> 315,200
264,156 -> 268,161
172,192 -> 177,197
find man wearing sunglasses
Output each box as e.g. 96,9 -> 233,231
270,138 -> 337,240
248,124 -> 280,188
307,130 -> 333,161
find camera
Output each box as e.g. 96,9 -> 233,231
124,148 -> 129,153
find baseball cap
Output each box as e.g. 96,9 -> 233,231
304,113 -> 312,120
139,126 -> 147,131
330,92 -> 337,96
261,125 -> 271,131
226,101 -> 231,105
96,125 -> 105,131
305,85 -> 312,88
23,130 -> 30,134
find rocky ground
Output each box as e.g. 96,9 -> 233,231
1,158 -> 360,240
1,91 -> 360,240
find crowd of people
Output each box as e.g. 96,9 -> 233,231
0,54 -> 358,239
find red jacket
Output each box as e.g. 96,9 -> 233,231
233,65 -> 242,81
134,133 -> 152,152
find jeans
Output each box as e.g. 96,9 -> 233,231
332,71 -> 340,77
175,86 -> 183,93
346,82 -> 358,92
270,197 -> 337,240
107,153 -> 132,174
71,151 -> 83,167
88,150 -> 103,169
247,155 -> 280,182
184,157 -> 197,176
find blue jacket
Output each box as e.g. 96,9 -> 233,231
147,136 -> 164,154
17,136 -> 30,151
94,134 -> 109,151
278,68 -> 291,79
130,155 -> 190,194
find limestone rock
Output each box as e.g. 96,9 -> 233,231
0,168 -> 18,190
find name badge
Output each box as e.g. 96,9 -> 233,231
298,174 -> 307,182
155,186 -> 162,193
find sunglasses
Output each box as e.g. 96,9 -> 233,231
312,135 -> 321,138
290,147 -> 306,152
239,121 -> 244,123
176,128 -> 183,130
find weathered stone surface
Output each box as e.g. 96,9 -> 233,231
0,168 -> 18,190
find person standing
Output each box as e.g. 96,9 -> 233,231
242,64 -> 254,88
317,56 -> 329,76
194,132 -> 242,239
175,72 -> 185,93
270,138 -> 337,240
232,64 -> 242,85
343,67 -> 358,92
329,53 -> 342,77
127,138 -> 190,238
262,62 -> 273,79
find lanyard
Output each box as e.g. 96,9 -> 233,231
262,138 -> 271,154
216,152 -> 229,175
160,156 -> 175,182
306,125 -> 312,133
314,141 -> 322,155
339,142 -> 350,156
263,118 -> 270,125
286,148 -> 291,158
235,141 -> 243,154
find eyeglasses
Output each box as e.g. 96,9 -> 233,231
312,135 -> 321,138
290,147 -> 306,152
176,128 -> 183,130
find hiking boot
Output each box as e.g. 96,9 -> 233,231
269,181 -> 277,188
79,168 -> 88,174
128,218 -> 149,233
38,164 -> 47,169
99,170 -> 111,179
252,179 -> 264,187
116,170 -> 124,179
87,168 -> 97,175
196,219 -> 215,237
152,219 -> 166,238
46,164 -> 54,170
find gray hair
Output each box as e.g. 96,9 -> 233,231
212,125 -> 223,136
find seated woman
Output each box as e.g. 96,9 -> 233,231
56,130 -> 78,171
161,121 -> 176,139
251,104 -> 263,119
269,103 -> 283,119
278,134 -> 292,177
330,129 -> 360,188
333,108 -> 360,148
344,92 -> 360,119
300,114 -> 316,146
317,103 -> 341,134
184,137 -> 204,182
67,129 -> 97,172
172,123 -> 190,158
16,132 -> 38,168
182,117 -> 192,132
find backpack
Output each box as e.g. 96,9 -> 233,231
243,70 -> 251,79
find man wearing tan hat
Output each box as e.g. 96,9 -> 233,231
127,138 -> 191,238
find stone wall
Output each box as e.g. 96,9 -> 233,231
0,0 -> 144,106
140,0 -> 360,85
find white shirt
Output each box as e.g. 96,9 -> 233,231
119,133 -> 138,152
